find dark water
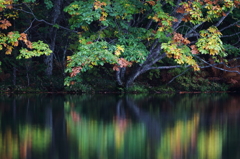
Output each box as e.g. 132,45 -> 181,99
0,93 -> 240,159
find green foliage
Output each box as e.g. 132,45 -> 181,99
65,82 -> 94,93
153,85 -> 175,93
223,44 -> 240,57
62,0 -> 239,87
126,84 -> 149,94
147,69 -> 161,80
44,0 -> 53,9
17,41 -> 52,59
175,76 -> 229,92
0,0 -> 239,90
196,27 -> 226,57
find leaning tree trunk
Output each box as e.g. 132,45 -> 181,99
125,45 -> 165,88
124,9 -> 185,88
44,0 -> 63,76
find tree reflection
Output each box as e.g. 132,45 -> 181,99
0,125 -> 51,159
0,93 -> 240,159
65,94 -> 229,159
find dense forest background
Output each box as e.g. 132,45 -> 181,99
0,0 -> 240,93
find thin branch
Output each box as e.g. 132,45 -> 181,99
135,11 -> 152,27
220,20 -> 240,32
23,19 -> 35,33
167,67 -> 191,84
13,6 -> 78,33
214,8 -> 232,27
221,31 -> 240,38
145,19 -> 153,30
147,64 -> 184,71
185,22 -> 204,38
196,56 -> 240,74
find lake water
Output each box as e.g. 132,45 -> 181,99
0,93 -> 240,159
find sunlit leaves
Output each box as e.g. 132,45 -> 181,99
115,45 -> 124,56
63,0 -> 240,85
0,0 -> 13,11
113,58 -> 132,71
180,0 -> 237,23
196,27 -> 225,57
17,41 -> 52,59
0,0 -> 52,59
93,0 -> 107,10
162,32 -> 200,71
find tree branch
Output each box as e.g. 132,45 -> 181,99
185,22 -> 204,38
167,67 -> 191,84
146,64 -> 184,72
23,19 -> 35,33
221,31 -> 240,38
196,56 -> 240,74
220,20 -> 240,32
214,8 -> 232,27
13,5 -> 78,33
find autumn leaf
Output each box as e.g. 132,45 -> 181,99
94,1 -> 107,10
67,56 -> 71,61
86,41 -> 93,44
182,15 -> 191,22
13,41 -> 18,46
230,78 -> 238,84
152,15 -> 159,22
70,66 -> 82,77
190,45 -> 199,54
146,1 -> 156,6
6,45 -> 13,55
176,7 -> 185,13
173,32 -> 190,45
113,58 -> 132,71
0,19 -> 12,29
118,58 -> 132,68
113,64 -> 120,71
115,45 -> 124,56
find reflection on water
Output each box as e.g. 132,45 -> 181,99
0,93 -> 240,159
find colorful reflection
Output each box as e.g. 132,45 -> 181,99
0,125 -> 51,159
0,94 -> 240,159
66,114 -> 146,159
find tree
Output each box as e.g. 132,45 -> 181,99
0,0 -> 52,59
64,0 -> 240,87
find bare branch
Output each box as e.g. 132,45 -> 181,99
220,20 -> 240,32
146,64 -> 184,72
196,56 -> 240,74
215,8 -> 232,27
221,31 -> 240,38
167,67 -> 191,84
23,19 -> 35,33
13,6 -> 78,33
185,22 -> 204,38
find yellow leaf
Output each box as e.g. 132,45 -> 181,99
115,50 -> 121,56
116,45 -> 124,52
102,11 -> 108,17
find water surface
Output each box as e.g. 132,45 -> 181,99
0,93 -> 240,159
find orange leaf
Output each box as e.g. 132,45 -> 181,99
190,45 -> 199,54
70,66 -> 82,77
0,19 -> 12,29
182,15 -> 191,22
176,7 -> 185,13
146,1 -> 156,6
113,64 -> 120,71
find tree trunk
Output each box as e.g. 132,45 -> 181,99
44,47 -> 54,76
44,0 -> 63,76
12,66 -> 16,85
125,66 -> 142,88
